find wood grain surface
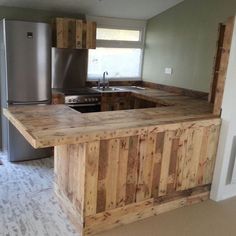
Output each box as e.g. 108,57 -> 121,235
3,86 -> 216,148
54,117 -> 220,235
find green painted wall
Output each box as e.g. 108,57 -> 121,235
143,0 -> 236,92
0,6 -> 84,22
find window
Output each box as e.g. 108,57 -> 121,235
96,28 -> 140,41
87,16 -> 146,81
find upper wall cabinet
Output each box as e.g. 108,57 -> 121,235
52,18 -> 96,49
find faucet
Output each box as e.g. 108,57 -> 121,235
97,71 -> 109,90
102,71 -> 109,89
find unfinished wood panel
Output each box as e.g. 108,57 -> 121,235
86,21 -> 96,49
197,127 -> 209,185
53,18 -> 96,49
125,136 -> 140,204
55,18 -> 67,48
76,20 -> 83,49
55,18 -> 76,49
53,118 -> 220,236
54,145 -> 69,194
54,144 -> 86,219
136,133 -> 152,202
204,125 -> 221,184
116,137 -> 129,207
177,128 -> 203,191
96,140 -> 109,213
213,16 -> 235,115
105,139 -> 120,210
181,128 -> 195,191
151,132 -> 165,198
167,137 -> 179,193
187,128 -> 204,189
85,141 -> 100,216
209,23 -> 226,103
176,129 -> 189,191
158,131 -> 175,196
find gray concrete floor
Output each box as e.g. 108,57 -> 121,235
1,153 -> 236,236
99,196 -> 236,236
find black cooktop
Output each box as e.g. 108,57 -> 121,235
55,87 -> 100,96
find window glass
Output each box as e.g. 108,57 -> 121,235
97,28 -> 140,41
88,48 -> 142,79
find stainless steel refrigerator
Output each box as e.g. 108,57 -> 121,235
0,19 -> 52,162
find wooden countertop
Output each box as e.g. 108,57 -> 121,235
3,87 -> 217,148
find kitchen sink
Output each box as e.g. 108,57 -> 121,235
129,86 -> 146,90
93,87 -> 125,92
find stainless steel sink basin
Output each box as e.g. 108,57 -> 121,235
93,87 -> 125,92
130,86 -> 146,90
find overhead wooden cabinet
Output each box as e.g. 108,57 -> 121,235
52,18 -> 96,49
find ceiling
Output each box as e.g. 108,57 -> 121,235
0,0 -> 183,20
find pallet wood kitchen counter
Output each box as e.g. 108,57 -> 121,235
3,94 -> 221,236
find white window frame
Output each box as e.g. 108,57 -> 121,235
86,16 -> 147,81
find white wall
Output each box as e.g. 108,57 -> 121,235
211,16 -> 236,201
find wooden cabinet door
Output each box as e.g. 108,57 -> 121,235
75,20 -> 83,49
55,18 -> 76,49
53,18 -> 96,49
85,21 -> 96,49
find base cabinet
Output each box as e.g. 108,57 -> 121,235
54,118 -> 221,236
101,93 -> 132,111
101,93 -> 159,111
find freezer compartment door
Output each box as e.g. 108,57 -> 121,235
5,20 -> 51,103
8,123 -> 52,162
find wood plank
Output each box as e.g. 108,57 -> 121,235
167,137 -> 179,193
209,23 -> 226,103
54,145 -> 69,195
197,127 -> 209,185
181,129 -> 195,190
76,20 -> 83,49
204,125 -> 221,184
116,137 -> 129,207
85,141 -> 100,216
86,21 -> 96,49
187,128 -> 204,189
55,18 -> 65,48
3,103 -> 219,148
125,136 -> 140,204
67,18 -> 76,48
151,132 -> 165,198
136,133 -> 152,202
105,139 -> 120,210
213,16 -> 235,115
76,144 -> 86,214
96,140 -> 109,213
176,129 -> 189,191
158,131 -> 175,196
54,144 -> 86,220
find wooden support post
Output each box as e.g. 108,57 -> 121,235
213,16 -> 235,115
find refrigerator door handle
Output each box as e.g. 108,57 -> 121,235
8,100 -> 51,105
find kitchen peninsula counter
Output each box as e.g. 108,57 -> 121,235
3,89 -> 221,236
